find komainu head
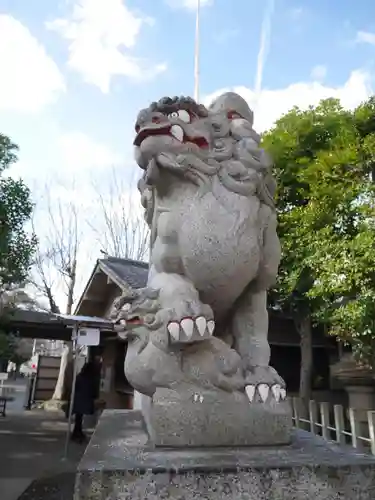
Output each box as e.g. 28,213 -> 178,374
134,95 -> 210,169
134,92 -> 276,209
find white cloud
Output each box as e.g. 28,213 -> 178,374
58,131 -> 121,171
356,31 -> 375,45
46,0 -> 167,93
310,65 -> 327,81
165,0 -> 213,10
205,70 -> 373,133
7,131 -> 121,184
0,15 -> 65,113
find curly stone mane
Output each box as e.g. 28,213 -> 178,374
148,96 -> 209,118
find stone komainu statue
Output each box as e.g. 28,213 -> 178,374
112,92 -> 292,447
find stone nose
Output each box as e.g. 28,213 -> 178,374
135,111 -> 166,132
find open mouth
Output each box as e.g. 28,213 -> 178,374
126,316 -> 143,326
134,124 -> 208,149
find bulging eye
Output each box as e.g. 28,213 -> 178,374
177,109 -> 191,123
227,110 -> 242,120
168,111 -> 179,119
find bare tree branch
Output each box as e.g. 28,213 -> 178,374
29,179 -> 91,401
31,180 -> 85,315
30,217 -> 61,313
88,166 -> 149,261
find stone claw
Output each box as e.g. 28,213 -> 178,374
245,383 -> 287,404
244,366 -> 286,404
167,316 -> 215,343
193,393 -> 204,403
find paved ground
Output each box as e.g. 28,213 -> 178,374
0,379 -> 91,500
2,378 -> 28,413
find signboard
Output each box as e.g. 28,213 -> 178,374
77,327 -> 100,346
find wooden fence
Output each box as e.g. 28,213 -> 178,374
290,397 -> 375,455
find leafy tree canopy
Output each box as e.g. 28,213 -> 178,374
0,133 -> 37,360
262,97 -> 375,368
0,133 -> 36,288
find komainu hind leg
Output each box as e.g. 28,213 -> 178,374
231,206 -> 286,403
232,289 -> 284,385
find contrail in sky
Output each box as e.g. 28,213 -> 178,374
254,0 -> 275,109
194,0 -> 201,102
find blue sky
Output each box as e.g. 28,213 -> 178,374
1,0 -> 374,182
0,0 -> 375,307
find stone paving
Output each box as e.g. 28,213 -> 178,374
0,380 -> 91,500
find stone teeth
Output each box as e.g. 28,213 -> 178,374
170,125 -> 184,142
271,384 -> 281,403
257,384 -> 269,403
245,385 -> 256,402
195,316 -> 206,336
207,320 -> 215,335
167,321 -> 180,341
279,388 -> 286,401
181,318 -> 194,338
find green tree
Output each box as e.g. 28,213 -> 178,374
0,133 -> 36,361
0,134 -> 36,286
262,98 -> 368,407
0,331 -> 18,363
308,97 -> 375,369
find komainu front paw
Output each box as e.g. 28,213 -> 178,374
163,302 -> 215,343
167,316 -> 215,342
245,366 -> 286,404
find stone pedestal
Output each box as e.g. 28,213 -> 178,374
345,385 -> 375,439
150,387 -> 292,447
331,354 -> 375,437
74,410 -> 375,500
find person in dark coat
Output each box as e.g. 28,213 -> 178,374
71,360 -> 101,443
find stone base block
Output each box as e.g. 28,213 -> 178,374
74,410 -> 375,500
150,387 -> 292,446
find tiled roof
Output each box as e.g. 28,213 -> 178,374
99,257 -> 149,290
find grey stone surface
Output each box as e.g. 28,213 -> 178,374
111,287 -> 292,446
150,387 -> 292,447
133,92 -> 284,389
75,410 -> 375,500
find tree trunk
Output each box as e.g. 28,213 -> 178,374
51,258 -> 77,401
51,343 -> 72,400
294,313 -> 313,416
33,188 -> 80,408
45,285 -> 61,315
65,258 -> 76,316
